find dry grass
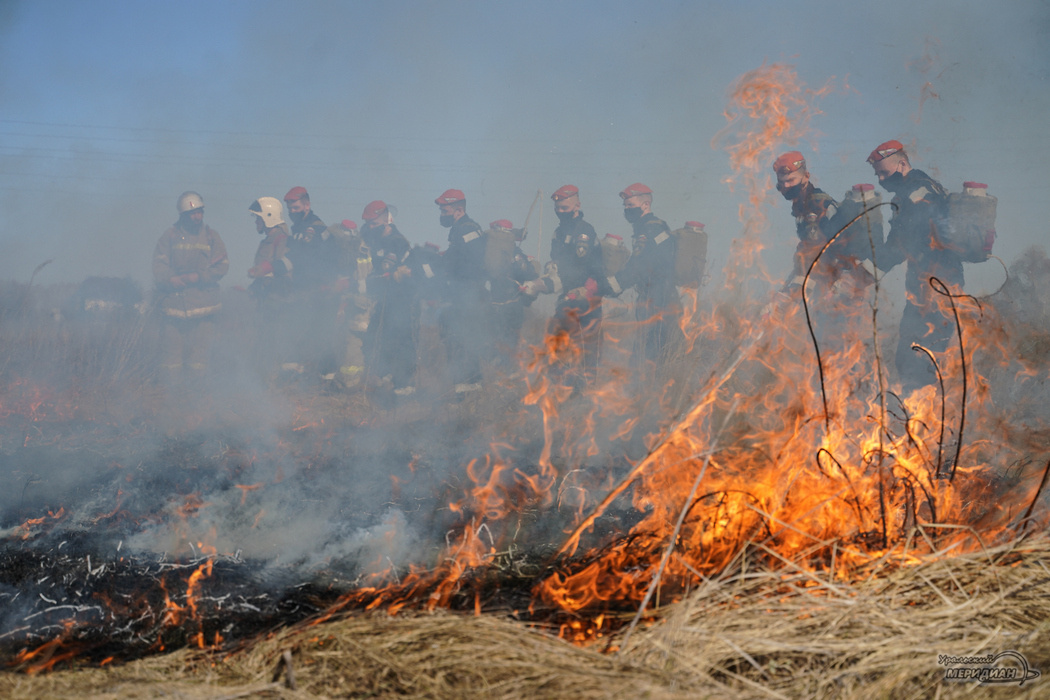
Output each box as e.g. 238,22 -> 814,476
4,533 -> 1050,699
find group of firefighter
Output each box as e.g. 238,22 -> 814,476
152,183 -> 708,398
774,139 -> 993,392
152,137 -> 983,399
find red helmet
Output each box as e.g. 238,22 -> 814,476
619,183 -> 652,199
772,151 -> 805,176
362,200 -> 388,221
867,140 -> 905,164
283,186 -> 308,202
434,189 -> 466,205
551,184 -> 579,201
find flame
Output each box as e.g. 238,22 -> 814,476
336,63 -> 1043,644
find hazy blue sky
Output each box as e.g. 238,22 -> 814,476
1,0 -> 1047,292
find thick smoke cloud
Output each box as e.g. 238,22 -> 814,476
1,0 -> 1046,295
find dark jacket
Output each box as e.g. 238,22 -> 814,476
611,212 -> 680,315
444,214 -> 487,302
289,211 -> 339,291
550,212 -> 613,297
879,169 -> 963,300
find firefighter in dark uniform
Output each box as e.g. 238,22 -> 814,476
360,200 -> 410,264
364,250 -> 418,395
283,186 -> 336,291
282,186 -> 340,378
357,199 -> 416,393
867,139 -> 962,392
773,151 -> 873,291
522,185 -> 612,389
605,183 -> 682,367
436,189 -> 488,393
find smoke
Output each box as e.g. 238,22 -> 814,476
1,2 -> 1050,652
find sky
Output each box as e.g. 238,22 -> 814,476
1,0 -> 1048,294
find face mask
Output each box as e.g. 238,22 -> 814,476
880,171 -> 905,192
777,182 -> 803,200
556,210 -> 575,222
623,206 -> 643,224
289,209 -> 306,224
440,214 -> 455,228
180,212 -> 203,232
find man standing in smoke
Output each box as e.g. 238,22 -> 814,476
359,200 -> 417,395
283,186 -> 336,291
867,139 -> 961,392
436,189 -> 487,393
247,196 -> 294,376
283,186 -> 340,379
152,190 -> 229,387
606,183 -> 681,368
522,185 -> 612,389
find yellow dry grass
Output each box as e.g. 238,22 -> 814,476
4,533 -> 1050,699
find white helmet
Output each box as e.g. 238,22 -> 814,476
249,196 -> 285,227
177,191 -> 204,213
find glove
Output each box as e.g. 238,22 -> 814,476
169,275 -> 186,289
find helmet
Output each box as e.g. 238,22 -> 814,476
249,196 -> 285,227
177,191 -> 204,213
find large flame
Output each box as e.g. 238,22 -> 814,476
337,64 -> 1041,643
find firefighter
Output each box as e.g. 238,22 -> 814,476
283,186 -> 341,378
283,186 -> 337,291
152,191 -> 229,383
363,248 -> 418,395
247,196 -> 295,377
357,200 -> 416,394
605,183 -> 682,367
436,189 -> 488,393
247,196 -> 293,301
773,151 -> 873,293
360,200 -> 411,264
522,185 -> 611,389
867,139 -> 962,392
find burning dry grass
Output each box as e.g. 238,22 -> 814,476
5,534 -> 1050,698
